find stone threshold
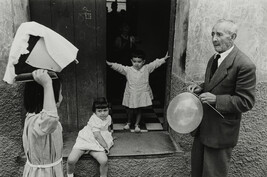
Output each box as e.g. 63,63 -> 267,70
63,131 -> 181,158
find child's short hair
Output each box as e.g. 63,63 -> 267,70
131,49 -> 146,60
92,97 -> 109,112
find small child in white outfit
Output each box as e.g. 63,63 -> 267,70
67,97 -> 113,177
106,49 -> 169,132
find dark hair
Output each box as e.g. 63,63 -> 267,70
131,49 -> 146,60
14,36 -> 40,75
92,97 -> 109,112
24,78 -> 61,114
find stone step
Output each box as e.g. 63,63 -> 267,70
62,131 -> 189,177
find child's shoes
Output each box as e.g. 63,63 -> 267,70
134,125 -> 141,133
123,123 -> 130,130
67,173 -> 74,177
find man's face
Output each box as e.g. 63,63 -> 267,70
211,23 -> 234,53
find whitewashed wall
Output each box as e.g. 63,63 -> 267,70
186,0 -> 267,82
0,0 -> 29,176
0,0 -> 29,79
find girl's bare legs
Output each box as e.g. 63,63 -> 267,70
67,149 -> 85,175
90,151 -> 108,177
124,108 -> 133,130
134,108 -> 142,132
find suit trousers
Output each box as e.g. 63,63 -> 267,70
191,136 -> 233,177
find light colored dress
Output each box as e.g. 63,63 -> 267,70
110,59 -> 166,108
73,113 -> 114,151
22,109 -> 63,177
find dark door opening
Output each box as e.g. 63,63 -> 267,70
106,0 -> 171,131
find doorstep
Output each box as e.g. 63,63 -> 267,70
63,131 -> 181,158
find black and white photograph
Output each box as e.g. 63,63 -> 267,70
0,0 -> 266,177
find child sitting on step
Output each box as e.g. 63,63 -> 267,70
67,97 -> 114,177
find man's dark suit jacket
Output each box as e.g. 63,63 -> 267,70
199,45 -> 256,148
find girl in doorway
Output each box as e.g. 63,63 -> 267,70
106,49 -> 169,132
67,97 -> 114,177
22,69 -> 64,177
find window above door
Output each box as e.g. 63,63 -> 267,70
106,0 -> 126,12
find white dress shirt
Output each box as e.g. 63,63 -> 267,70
216,45 -> 234,67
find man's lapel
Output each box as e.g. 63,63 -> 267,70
206,46 -> 238,91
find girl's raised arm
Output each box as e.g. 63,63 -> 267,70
32,69 -> 59,136
147,51 -> 170,73
106,61 -> 127,76
32,69 -> 57,113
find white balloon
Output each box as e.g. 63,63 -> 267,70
167,92 -> 203,134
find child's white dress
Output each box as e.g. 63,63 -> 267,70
73,113 -> 114,151
22,110 -> 63,177
110,58 -> 166,108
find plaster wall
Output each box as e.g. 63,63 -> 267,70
0,0 -> 29,176
170,0 -> 267,176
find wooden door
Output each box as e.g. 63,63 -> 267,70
29,0 -> 106,131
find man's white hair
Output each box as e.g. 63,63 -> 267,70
216,19 -> 238,35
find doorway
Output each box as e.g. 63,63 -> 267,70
106,0 -> 171,131
28,0 -> 171,132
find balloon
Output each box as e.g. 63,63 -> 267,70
167,92 -> 203,134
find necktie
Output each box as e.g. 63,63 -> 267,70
210,54 -> 220,79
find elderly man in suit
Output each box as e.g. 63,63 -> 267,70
188,19 -> 256,177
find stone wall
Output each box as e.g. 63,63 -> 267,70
170,0 -> 267,176
0,0 -> 29,176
